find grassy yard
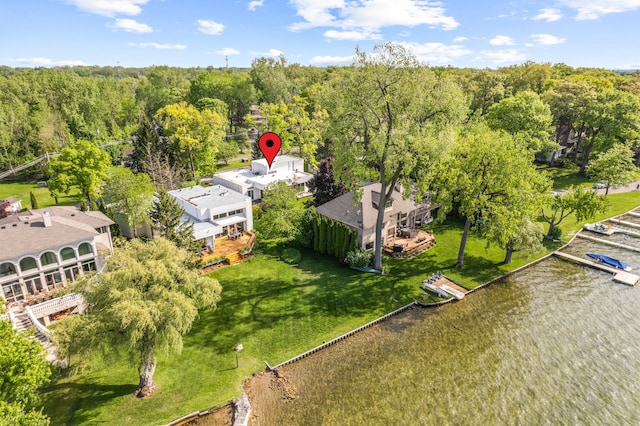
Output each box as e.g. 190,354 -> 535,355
38,182 -> 640,425
0,181 -> 82,209
536,163 -> 591,190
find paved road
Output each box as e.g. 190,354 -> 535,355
595,180 -> 640,195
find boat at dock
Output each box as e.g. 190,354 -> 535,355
583,223 -> 614,235
586,253 -> 632,271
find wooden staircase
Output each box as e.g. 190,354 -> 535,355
226,252 -> 244,265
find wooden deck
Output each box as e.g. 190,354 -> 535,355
384,229 -> 436,258
197,231 -> 256,266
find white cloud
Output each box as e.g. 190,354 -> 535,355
64,0 -> 148,17
453,36 -> 468,42
262,48 -> 283,56
396,41 -> 472,64
532,8 -> 563,22
110,18 -> 153,33
197,20 -> 225,35
215,47 -> 241,55
472,49 -> 527,64
398,31 -> 410,37
490,35 -> 515,46
9,57 -> 89,67
324,29 -> 382,41
530,34 -> 566,45
310,55 -> 355,65
128,42 -> 187,49
288,0 -> 459,33
248,0 -> 264,11
558,0 -> 640,20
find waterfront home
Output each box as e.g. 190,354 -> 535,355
0,206 -> 113,306
167,185 -> 253,254
315,183 -> 433,252
213,155 -> 313,201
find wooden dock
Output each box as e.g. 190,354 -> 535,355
553,251 -> 639,286
575,233 -> 640,253
609,218 -> 640,230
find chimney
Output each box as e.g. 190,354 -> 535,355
42,211 -> 52,227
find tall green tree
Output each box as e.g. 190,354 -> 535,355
65,238 -> 221,397
541,186 -> 608,238
149,190 -> 198,251
257,95 -> 326,167
250,56 -> 294,104
47,140 -> 111,203
586,143 -> 638,195
575,87 -> 640,174
430,125 -> 549,268
485,90 -> 553,151
188,72 -> 256,131
102,168 -> 155,237
0,318 -> 52,425
155,102 -> 225,182
467,69 -> 506,117
256,181 -> 305,242
323,43 -> 467,270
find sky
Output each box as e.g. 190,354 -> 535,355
2,0 -> 640,70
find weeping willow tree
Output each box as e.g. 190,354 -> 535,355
58,237 -> 221,397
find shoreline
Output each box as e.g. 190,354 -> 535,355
179,205 -> 640,425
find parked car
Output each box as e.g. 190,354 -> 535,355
593,182 -> 608,189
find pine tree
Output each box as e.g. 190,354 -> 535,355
318,216 -> 327,255
149,190 -> 198,251
29,191 -> 38,210
313,214 -> 320,252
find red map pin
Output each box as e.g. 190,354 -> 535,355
258,132 -> 281,169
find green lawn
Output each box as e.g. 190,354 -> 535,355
37,177 -> 640,425
39,219 -> 558,425
536,163 -> 591,190
0,181 -> 82,209
215,158 -> 250,172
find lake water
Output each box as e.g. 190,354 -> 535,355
249,227 -> 640,425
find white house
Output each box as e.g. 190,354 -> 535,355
0,206 -> 114,305
168,185 -> 253,250
213,155 -> 313,201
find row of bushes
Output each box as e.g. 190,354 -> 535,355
301,211 -> 358,262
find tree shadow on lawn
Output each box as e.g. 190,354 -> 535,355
42,381 -> 135,425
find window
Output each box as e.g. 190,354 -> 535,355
60,247 -> 76,261
45,271 -> 63,289
82,260 -> 96,273
213,212 -> 228,220
64,266 -> 80,282
3,281 -> 23,302
19,257 -> 37,272
0,262 -> 16,278
78,242 -> 93,256
24,276 -> 43,293
40,251 -> 57,266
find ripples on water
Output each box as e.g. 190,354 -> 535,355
252,239 -> 640,425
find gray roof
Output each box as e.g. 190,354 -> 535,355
168,185 -> 249,209
0,206 -> 113,263
315,183 -> 429,231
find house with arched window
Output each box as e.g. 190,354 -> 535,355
0,206 -> 113,307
